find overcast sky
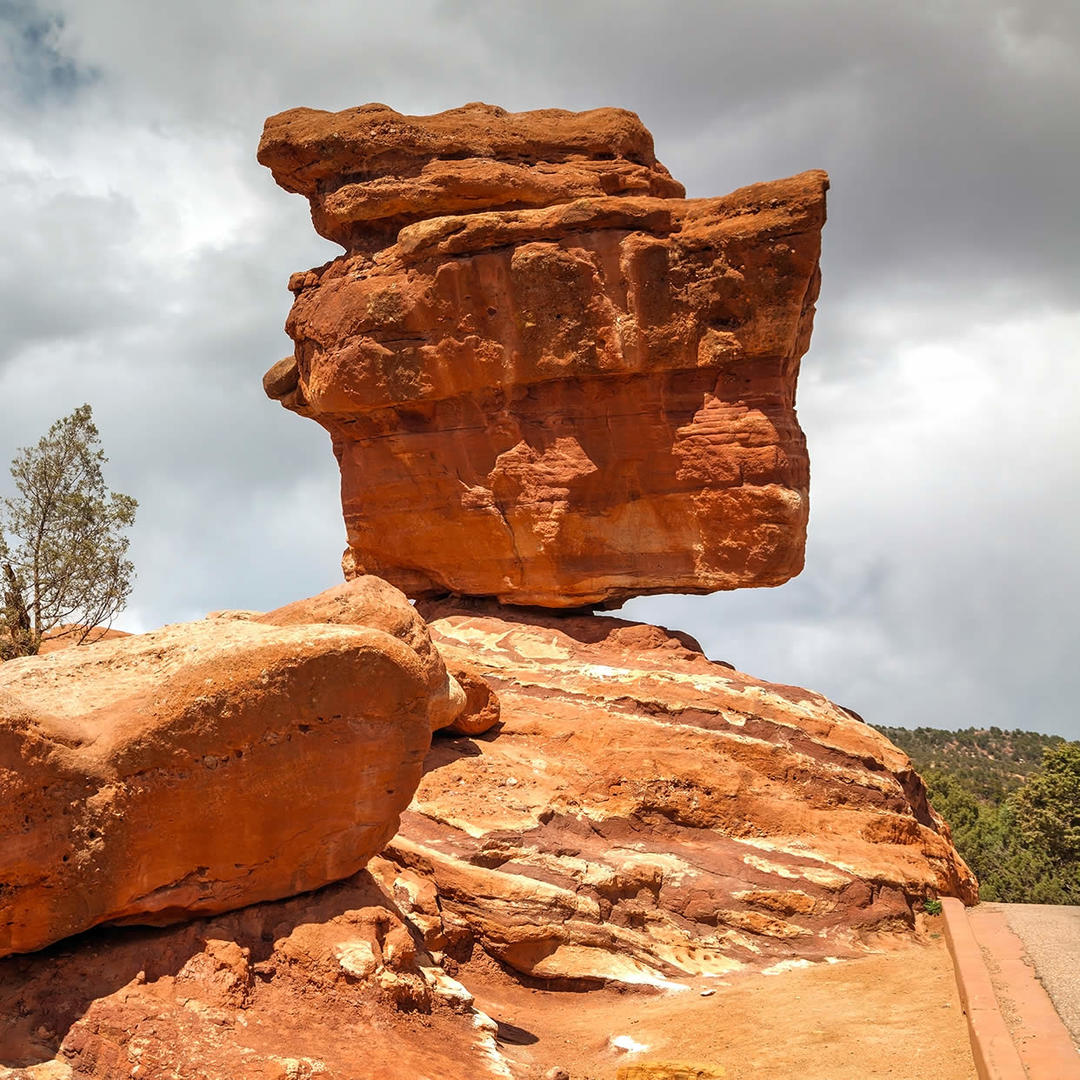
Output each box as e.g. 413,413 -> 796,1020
1,0 -> 1077,739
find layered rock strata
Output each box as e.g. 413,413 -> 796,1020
385,604 -> 977,985
258,103 -> 827,607
0,579 -> 443,958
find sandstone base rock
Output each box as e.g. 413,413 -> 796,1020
0,588 -> 439,958
0,866 -> 509,1080
385,603 -> 977,985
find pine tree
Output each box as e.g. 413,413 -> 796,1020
1,405 -> 137,658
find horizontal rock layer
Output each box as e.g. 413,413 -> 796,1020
0,581 -> 440,958
386,604 -> 976,985
257,101 -> 684,247
259,103 -> 826,607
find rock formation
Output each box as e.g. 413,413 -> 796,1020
258,103 -> 827,607
0,104 -> 980,1080
384,603 -> 976,985
253,574 -> 466,732
0,863 -> 510,1080
0,579 -> 443,958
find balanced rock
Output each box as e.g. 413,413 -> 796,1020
384,603 -> 977,985
258,103 -> 827,607
0,589 -> 438,958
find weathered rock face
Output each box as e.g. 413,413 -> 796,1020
258,103 -> 827,607
0,865 -> 510,1080
256,102 -> 687,249
37,626 -> 130,655
386,604 -> 977,985
0,586 -> 439,958
252,574 -> 466,732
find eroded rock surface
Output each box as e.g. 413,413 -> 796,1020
0,865 -> 509,1080
0,588 -> 438,958
385,604 -> 977,985
258,103 -> 827,607
252,574 -> 466,731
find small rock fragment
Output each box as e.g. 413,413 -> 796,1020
437,660 -> 500,736
611,1035 -> 650,1054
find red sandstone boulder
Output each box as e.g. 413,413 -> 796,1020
0,608 -> 435,958
438,659 -> 501,736
258,103 -> 827,607
253,574 -> 466,731
384,603 -> 977,985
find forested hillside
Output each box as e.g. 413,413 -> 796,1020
875,725 -> 1080,904
876,726 -> 1066,800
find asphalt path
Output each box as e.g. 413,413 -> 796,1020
998,903 -> 1080,1051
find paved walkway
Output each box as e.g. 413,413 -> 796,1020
945,898 -> 1080,1078
995,903 -> 1080,1050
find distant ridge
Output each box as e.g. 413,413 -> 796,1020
875,725 -> 1070,802
875,724 -> 1079,904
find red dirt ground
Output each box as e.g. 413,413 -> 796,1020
458,915 -> 976,1079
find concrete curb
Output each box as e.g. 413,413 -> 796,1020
941,897 -> 1027,1080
